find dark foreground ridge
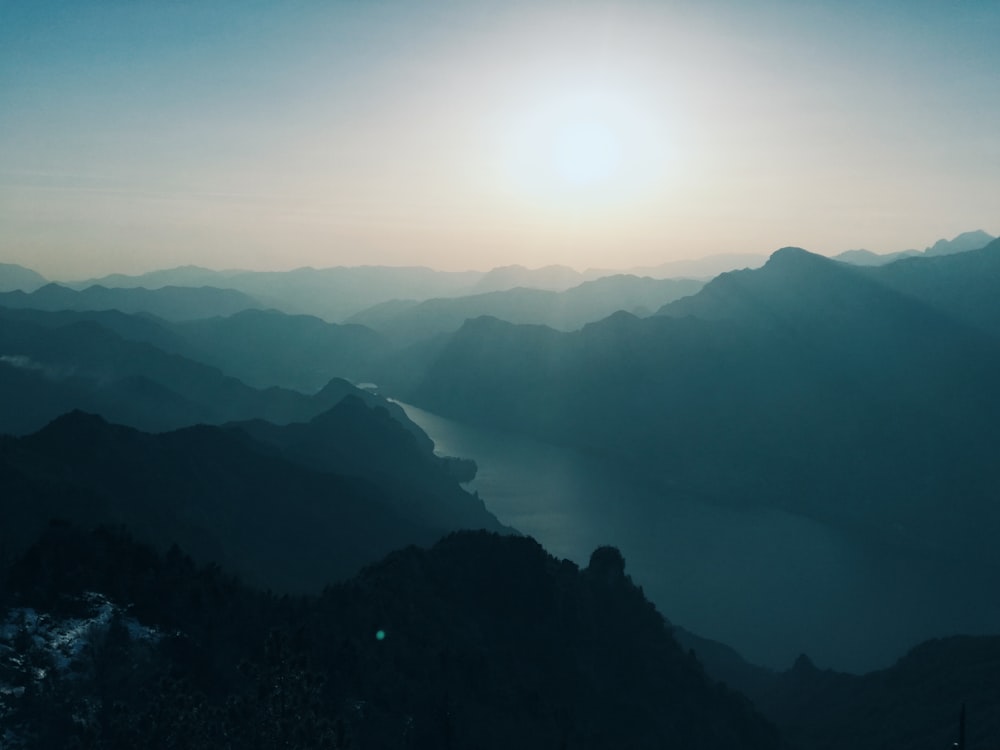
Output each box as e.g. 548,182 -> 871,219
0,525 -> 784,749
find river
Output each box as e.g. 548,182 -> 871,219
396,401 -> 1000,673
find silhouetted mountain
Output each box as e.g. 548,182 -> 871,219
171,309 -> 390,392
401,247 -> 1000,669
71,265 -> 485,321
0,262 -> 47,292
835,229 -> 994,265
0,283 -> 262,320
859,236 -> 1000,339
226,395 -> 490,530
1,525 -> 785,749
70,264 -> 231,289
0,304 -> 193,354
0,305 -> 393,395
0,408 -> 502,592
64,261 -> 728,322
349,275 -> 703,342
691,635 -> 1000,750
469,264 -> 594,293
312,377 -> 437,451
604,252 -> 768,279
0,312 -> 371,434
563,274 -> 703,317
417,249 -> 1000,518
923,228 -> 994,256
833,247 -> 920,266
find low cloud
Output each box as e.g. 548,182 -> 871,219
0,354 -> 75,380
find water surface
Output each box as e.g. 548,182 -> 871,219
397,401 -> 1000,672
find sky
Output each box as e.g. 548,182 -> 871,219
1,0 -> 999,279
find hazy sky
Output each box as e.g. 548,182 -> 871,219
2,0 -> 998,279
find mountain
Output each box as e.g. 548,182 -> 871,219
399,247 -> 1000,669
923,228 -> 994,256
70,265 -> 485,321
69,264 -> 233,289
563,274 -> 703,317
0,305 -> 393,395
0,283 -> 263,320
685,632 -> 1000,750
0,311 -> 375,434
348,275 -> 704,343
62,260 -> 739,322
1,525 -> 785,749
832,247 -> 920,266
0,407 -> 503,592
0,262 -> 47,292
695,238 -> 1000,343
0,305 -> 194,354
655,247 -> 1000,402
858,236 -> 1000,339
226,395 -> 490,530
468,264 -> 595,293
415,250 -> 1000,518
171,308 -> 390,392
835,229 -> 995,266
610,252 -> 768,279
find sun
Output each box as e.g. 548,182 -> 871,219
500,84 -> 671,210
549,118 -> 622,188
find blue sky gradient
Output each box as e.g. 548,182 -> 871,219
2,0 -> 998,277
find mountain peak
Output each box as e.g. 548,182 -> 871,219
924,230 -> 994,256
0,262 -> 48,293
43,410 -> 110,432
766,246 -> 826,265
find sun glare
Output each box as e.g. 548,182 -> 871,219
550,119 -> 622,187
500,83 -> 672,213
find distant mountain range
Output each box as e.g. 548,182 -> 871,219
834,229 -> 994,266
0,253 -> 774,321
593,252 -> 768,278
0,308 -> 368,434
57,262 -> 716,321
348,275 -> 705,342
0,262 -> 47,292
65,265 -> 487,321
0,282 -> 263,321
0,305 -> 395,395
1,234 -> 988,320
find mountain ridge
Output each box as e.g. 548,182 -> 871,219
0,405 -> 505,592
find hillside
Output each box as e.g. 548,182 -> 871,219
400,246 -> 1000,669
859,236 -> 1000,338
0,263 -> 47,293
226,395 -> 489,530
414,249 -> 1000,539
0,525 -> 784,749
0,406 -> 504,592
172,309 -> 391,391
0,310 -> 385,434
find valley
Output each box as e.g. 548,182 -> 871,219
396,401 -> 1000,672
3,232 -> 1000,747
